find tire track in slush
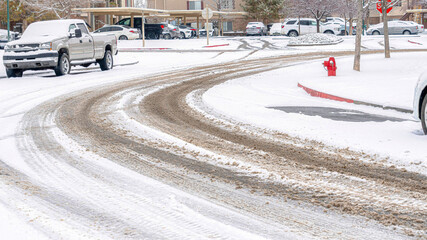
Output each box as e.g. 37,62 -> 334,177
13,51 -> 427,239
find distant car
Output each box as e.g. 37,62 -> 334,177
407,21 -> 424,33
0,29 -> 20,49
246,22 -> 267,36
115,17 -> 165,39
94,25 -> 140,40
178,25 -> 193,39
282,18 -> 340,37
199,28 -> 214,37
367,21 -> 418,35
267,23 -> 274,32
413,71 -> 427,134
269,23 -> 282,35
326,17 -> 345,24
161,24 -> 180,39
325,18 -> 356,35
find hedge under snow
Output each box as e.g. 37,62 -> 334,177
288,33 -> 343,46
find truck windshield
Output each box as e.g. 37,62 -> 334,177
21,21 -> 68,39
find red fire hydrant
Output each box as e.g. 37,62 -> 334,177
323,57 -> 337,76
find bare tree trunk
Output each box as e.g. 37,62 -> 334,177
317,20 -> 320,33
354,0 -> 364,71
382,0 -> 391,58
349,18 -> 353,36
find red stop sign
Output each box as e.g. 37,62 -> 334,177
377,0 -> 392,14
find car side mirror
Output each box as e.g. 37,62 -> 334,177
75,28 -> 82,38
69,28 -> 82,38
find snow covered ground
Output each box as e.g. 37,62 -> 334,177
203,52 -> 427,175
1,35 -> 427,238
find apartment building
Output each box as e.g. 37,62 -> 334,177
146,0 -> 248,32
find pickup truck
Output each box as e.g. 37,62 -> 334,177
3,19 -> 117,78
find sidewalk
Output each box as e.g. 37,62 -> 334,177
297,52 -> 426,113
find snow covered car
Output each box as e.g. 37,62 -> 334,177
282,18 -> 340,37
246,22 -> 268,36
406,21 -> 424,33
413,71 -> 427,134
0,29 -> 20,49
3,19 -> 117,78
367,21 -> 418,35
269,23 -> 282,36
94,25 -> 140,40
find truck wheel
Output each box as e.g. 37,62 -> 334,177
119,35 -> 128,40
99,50 -> 113,71
288,31 -> 298,37
421,96 -> 427,134
6,68 -> 23,78
324,30 -> 334,34
54,53 -> 70,76
147,32 -> 156,39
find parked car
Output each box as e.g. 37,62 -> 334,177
246,22 -> 268,36
178,25 -> 193,39
0,29 -> 20,49
367,21 -> 418,35
413,71 -> 427,134
267,23 -> 274,32
3,19 -> 117,78
282,18 -> 340,37
269,23 -> 282,36
325,17 -> 356,35
406,21 -> 424,33
161,24 -> 181,39
199,28 -> 214,37
94,25 -> 140,40
115,17 -> 165,39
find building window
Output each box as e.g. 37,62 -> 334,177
222,21 -> 232,31
188,1 -> 203,10
220,0 -> 234,10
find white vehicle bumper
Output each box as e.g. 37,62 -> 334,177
3,50 -> 58,69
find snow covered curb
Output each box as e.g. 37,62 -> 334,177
297,83 -> 413,113
288,33 -> 343,46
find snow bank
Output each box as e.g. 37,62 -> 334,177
288,33 -> 343,46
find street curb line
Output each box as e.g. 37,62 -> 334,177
118,48 -> 171,52
203,44 -> 230,48
297,83 -> 412,114
408,40 -> 423,45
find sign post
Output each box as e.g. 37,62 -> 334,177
7,0 -> 10,41
202,5 -> 213,46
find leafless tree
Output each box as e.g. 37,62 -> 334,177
290,0 -> 338,32
381,0 -> 402,58
353,0 -> 376,71
23,0 -> 104,19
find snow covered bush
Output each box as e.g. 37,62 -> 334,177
288,33 -> 343,46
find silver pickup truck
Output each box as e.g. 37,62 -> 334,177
3,19 -> 117,78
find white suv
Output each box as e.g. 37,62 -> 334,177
282,18 -> 340,37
